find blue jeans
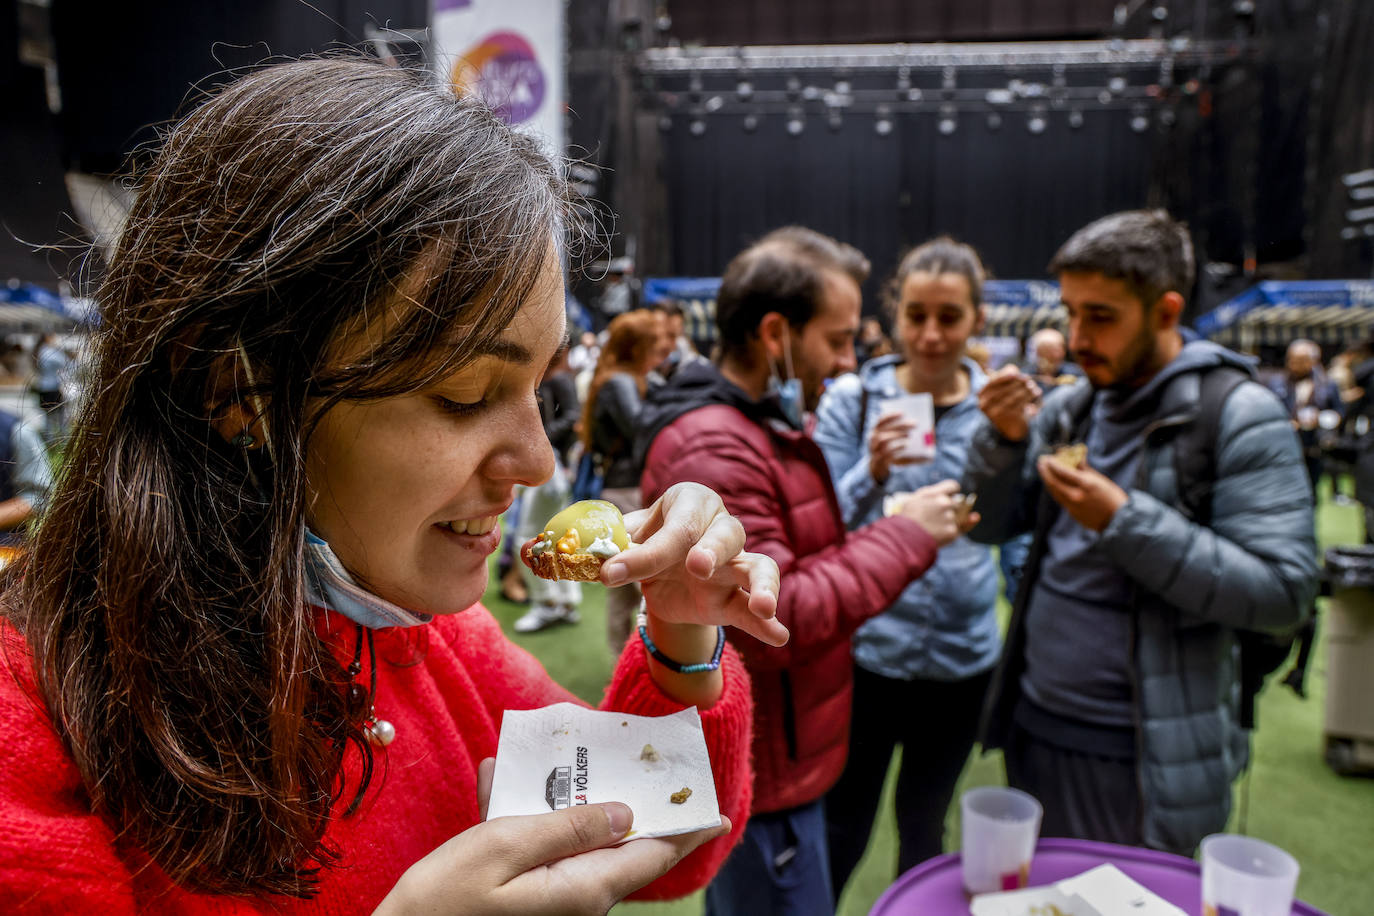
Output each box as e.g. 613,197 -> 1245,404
704,799 -> 834,916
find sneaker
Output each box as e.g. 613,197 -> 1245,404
514,603 -> 581,633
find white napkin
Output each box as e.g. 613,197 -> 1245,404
969,864 -> 1187,916
486,703 -> 722,842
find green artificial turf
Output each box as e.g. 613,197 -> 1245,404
485,482 -> 1374,916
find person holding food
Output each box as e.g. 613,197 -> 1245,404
638,226 -> 973,916
962,209 -> 1316,855
810,236 -> 1003,896
0,58 -> 783,914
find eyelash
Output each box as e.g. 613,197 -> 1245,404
434,387 -> 544,417
435,395 -> 486,417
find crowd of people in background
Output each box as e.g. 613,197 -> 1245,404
496,209 -> 1351,914
0,55 -> 1363,916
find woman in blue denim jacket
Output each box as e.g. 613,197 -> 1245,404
813,238 -> 1001,900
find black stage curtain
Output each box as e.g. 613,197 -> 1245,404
1307,0 -> 1374,277
656,107 -> 1152,303
50,0 -> 428,174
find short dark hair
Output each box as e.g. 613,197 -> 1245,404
1048,209 -> 1195,308
715,226 -> 869,362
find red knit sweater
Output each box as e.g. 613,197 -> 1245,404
0,606 -> 752,913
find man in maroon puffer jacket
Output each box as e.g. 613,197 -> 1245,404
638,227 -> 970,916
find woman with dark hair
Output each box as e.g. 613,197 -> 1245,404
0,58 -> 781,913
581,308 -> 674,652
813,237 -> 1002,898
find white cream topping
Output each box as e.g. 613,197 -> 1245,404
586,535 -> 621,559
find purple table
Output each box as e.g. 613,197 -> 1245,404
871,838 -> 1328,915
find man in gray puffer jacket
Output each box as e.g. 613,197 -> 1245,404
963,210 -> 1317,855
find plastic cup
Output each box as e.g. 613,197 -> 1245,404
960,786 -> 1043,895
1200,834 -> 1299,916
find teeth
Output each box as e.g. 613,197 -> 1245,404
443,516 -> 497,536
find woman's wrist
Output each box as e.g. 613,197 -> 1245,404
641,609 -> 725,707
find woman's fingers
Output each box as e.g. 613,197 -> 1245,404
481,803 -> 636,879
520,819 -> 733,911
607,484 -> 742,586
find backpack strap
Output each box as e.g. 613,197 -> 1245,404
1173,367 -> 1248,526
1169,366 -> 1288,731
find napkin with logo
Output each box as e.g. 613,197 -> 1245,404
486,703 -> 722,841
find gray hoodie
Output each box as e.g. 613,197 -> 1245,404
1021,343 -> 1252,728
963,338 -> 1317,853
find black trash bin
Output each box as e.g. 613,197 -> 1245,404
1322,546 -> 1374,775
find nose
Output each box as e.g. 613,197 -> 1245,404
490,399 -> 556,488
1066,319 -> 1085,356
836,338 -> 858,375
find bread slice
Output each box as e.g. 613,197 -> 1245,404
1051,442 -> 1088,469
520,537 -> 604,582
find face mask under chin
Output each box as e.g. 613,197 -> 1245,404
303,527 -> 432,628
767,324 -> 805,428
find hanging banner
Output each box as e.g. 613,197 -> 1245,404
431,0 -> 565,163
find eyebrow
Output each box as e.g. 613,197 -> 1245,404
470,338 -> 533,365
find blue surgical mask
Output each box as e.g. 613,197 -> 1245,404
768,325 -> 805,428
233,341 -> 430,630
303,528 -> 431,629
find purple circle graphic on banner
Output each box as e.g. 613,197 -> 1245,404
452,31 -> 546,125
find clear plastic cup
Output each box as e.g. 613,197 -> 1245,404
1200,834 -> 1300,916
960,786 -> 1043,895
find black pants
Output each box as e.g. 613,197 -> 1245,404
1003,721 -> 1143,848
825,665 -> 992,902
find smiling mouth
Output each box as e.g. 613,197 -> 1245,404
438,516 -> 499,536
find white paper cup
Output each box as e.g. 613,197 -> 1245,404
1200,834 -> 1299,916
960,786 -> 1042,895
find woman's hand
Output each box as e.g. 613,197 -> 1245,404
602,482 -> 787,649
376,759 -> 730,916
867,412 -> 919,484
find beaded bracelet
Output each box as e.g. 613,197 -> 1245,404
637,610 -> 725,674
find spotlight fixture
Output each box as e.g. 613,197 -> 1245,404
938,105 -> 958,136
736,80 -> 753,100
829,111 -> 844,132
742,113 -> 759,133
1068,109 -> 1085,129
1027,109 -> 1047,135
786,108 -> 805,136
1130,106 -> 1151,133
658,115 -> 673,132
690,119 -> 706,136
987,112 -> 1002,131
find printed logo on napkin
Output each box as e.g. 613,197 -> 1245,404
486,703 -> 722,841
